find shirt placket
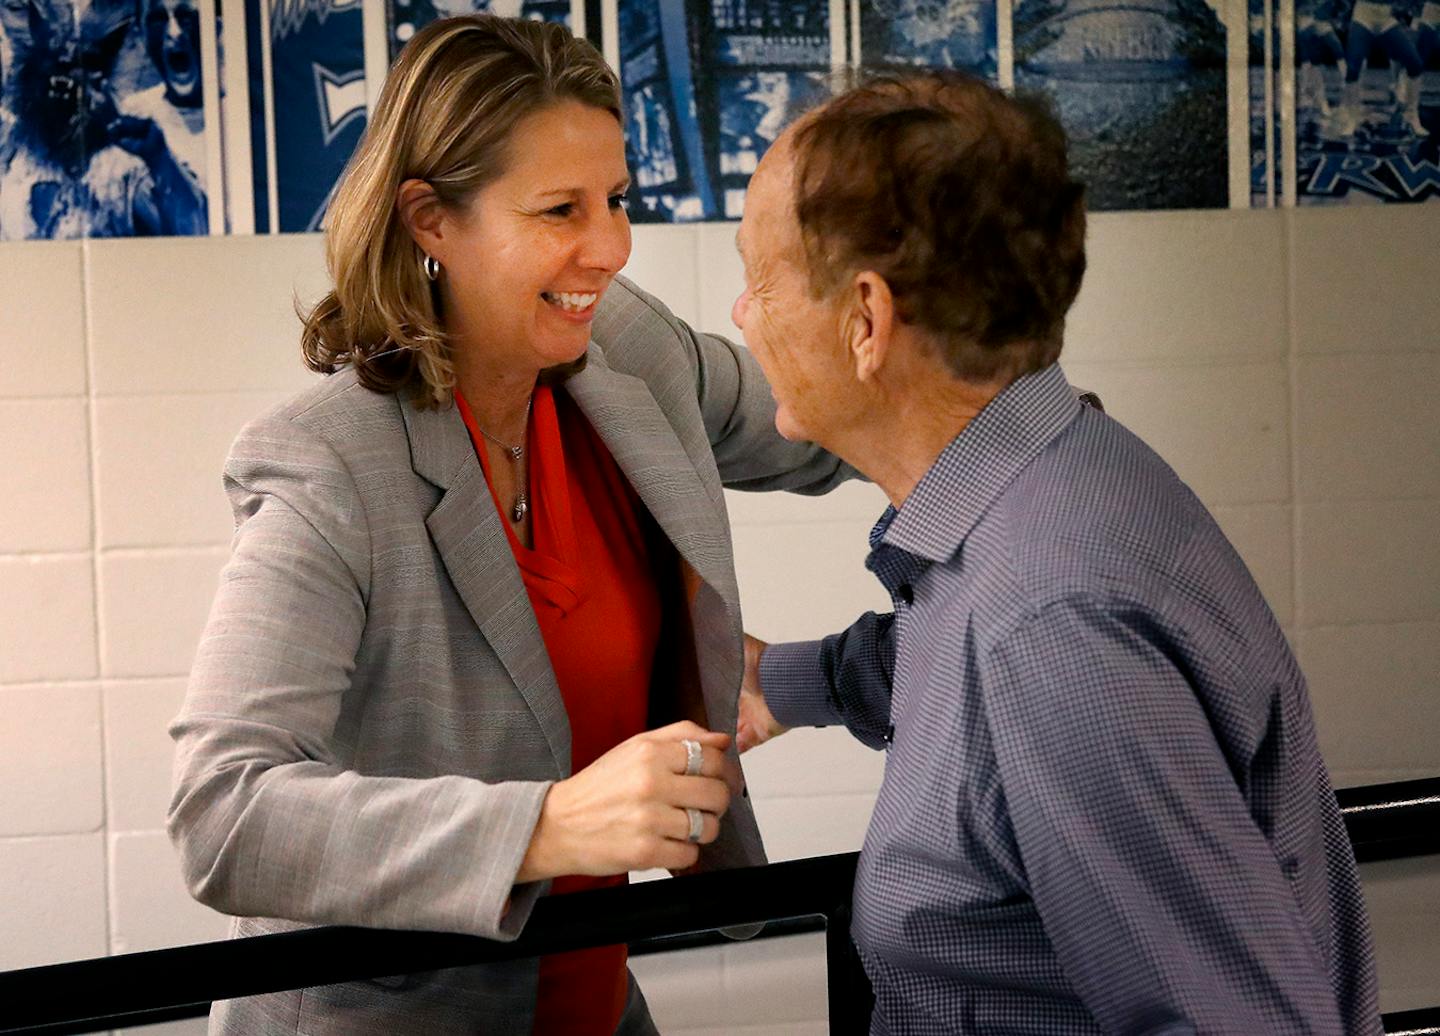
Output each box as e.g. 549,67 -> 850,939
867,541 -> 927,748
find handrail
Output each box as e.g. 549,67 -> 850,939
1,777 -> 1437,1035
1336,777 -> 1440,863
0,853 -> 871,1036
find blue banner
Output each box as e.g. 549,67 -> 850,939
861,0 -> 998,80
0,0 -> 210,238
1294,0 -> 1439,203
252,0 -> 367,232
386,0 -> 573,61
618,0 -> 832,222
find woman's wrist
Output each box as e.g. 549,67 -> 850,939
516,780 -> 569,883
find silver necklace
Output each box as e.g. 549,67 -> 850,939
473,398 -> 531,523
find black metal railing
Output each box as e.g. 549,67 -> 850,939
2,777 -> 1437,1036
1337,777 -> 1440,864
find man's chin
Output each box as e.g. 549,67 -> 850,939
773,409 -> 809,444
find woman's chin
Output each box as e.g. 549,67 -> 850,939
532,333 -> 592,371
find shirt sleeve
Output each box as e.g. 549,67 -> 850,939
760,610 -> 897,750
981,595 -> 1345,1035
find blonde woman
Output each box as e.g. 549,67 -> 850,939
167,15 -> 848,1035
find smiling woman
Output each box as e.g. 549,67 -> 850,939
165,13 -> 853,1036
398,100 -> 634,400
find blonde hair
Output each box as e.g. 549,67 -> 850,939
300,15 -> 622,407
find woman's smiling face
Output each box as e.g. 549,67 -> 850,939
433,99 -> 633,373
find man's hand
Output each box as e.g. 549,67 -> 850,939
737,633 -> 789,753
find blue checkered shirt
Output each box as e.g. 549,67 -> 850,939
761,364 -> 1380,1035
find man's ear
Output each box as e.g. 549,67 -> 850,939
396,178 -> 447,260
846,271 -> 895,384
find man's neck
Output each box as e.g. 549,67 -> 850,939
834,373 -> 1005,510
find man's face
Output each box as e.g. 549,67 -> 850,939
733,139 -> 854,446
144,0 -> 199,105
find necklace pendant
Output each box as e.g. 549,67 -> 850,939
512,496 -> 528,523
510,445 -> 524,462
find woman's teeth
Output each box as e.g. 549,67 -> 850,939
542,291 -> 597,312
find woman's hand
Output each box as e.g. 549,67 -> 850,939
737,633 -> 789,753
516,721 -> 737,882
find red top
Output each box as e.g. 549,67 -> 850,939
455,384 -> 660,1036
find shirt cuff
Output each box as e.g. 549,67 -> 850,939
759,640 -> 844,729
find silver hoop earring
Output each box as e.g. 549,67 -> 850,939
423,254 -> 441,282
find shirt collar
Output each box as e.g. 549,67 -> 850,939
879,363 -> 1082,564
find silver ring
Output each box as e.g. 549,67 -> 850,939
685,807 -> 704,844
681,738 -> 703,776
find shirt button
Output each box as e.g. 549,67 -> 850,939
897,584 -> 914,606
884,724 -> 895,745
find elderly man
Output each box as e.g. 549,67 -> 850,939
735,71 -> 1380,1035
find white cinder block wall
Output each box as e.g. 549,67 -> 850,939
2,207 -> 1437,1035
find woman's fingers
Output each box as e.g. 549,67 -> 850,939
522,723 -> 740,878
669,806 -> 721,845
652,839 -> 702,872
669,773 -> 730,816
669,739 -> 734,780
645,720 -> 731,751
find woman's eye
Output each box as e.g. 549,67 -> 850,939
609,191 -> 630,211
546,203 -> 574,217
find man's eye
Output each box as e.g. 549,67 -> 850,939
609,191 -> 630,210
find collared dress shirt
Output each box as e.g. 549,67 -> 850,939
762,364 -> 1380,1035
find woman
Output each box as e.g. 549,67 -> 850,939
166,15 -> 848,1036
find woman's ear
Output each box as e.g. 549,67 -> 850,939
397,178 -> 446,259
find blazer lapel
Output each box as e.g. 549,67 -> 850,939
564,349 -> 738,608
400,395 -> 571,778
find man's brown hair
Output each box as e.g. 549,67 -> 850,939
790,70 -> 1087,384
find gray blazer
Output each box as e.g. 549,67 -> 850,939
167,276 -> 849,1035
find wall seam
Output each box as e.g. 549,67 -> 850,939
77,238 -> 115,961
1283,210 -> 1302,639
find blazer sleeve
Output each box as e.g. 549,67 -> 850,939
168,414 -> 550,941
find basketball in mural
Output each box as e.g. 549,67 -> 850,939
1015,0 -> 1230,209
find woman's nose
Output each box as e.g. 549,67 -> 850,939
584,208 -> 631,273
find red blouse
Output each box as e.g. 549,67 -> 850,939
455,384 -> 661,1036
